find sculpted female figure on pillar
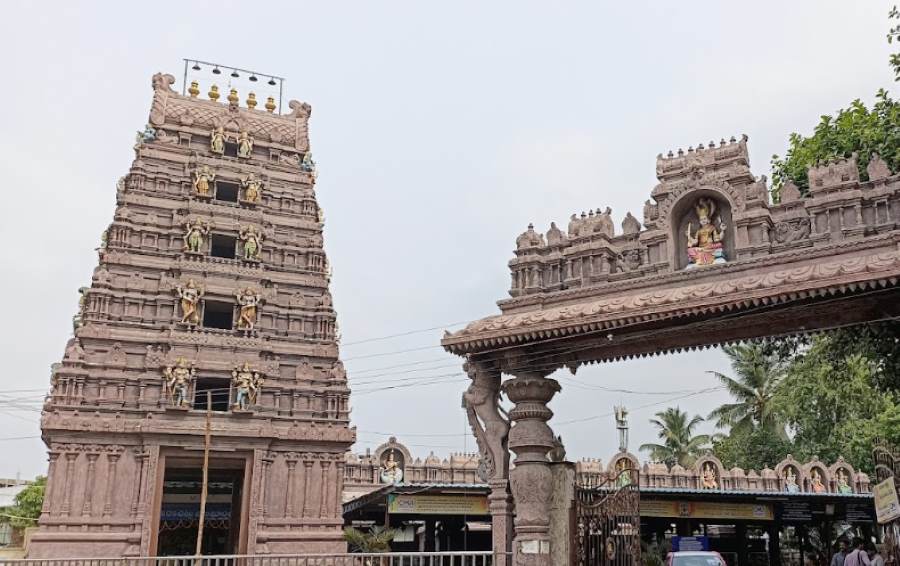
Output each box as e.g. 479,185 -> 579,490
210,126 -> 226,154
193,165 -> 215,197
183,219 -> 210,254
462,360 -> 510,482
175,279 -> 204,325
239,225 -> 263,261
237,130 -> 254,158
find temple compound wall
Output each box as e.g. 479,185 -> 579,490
342,438 -> 871,497
32,73 -> 353,558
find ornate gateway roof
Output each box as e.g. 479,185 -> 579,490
442,139 -> 900,364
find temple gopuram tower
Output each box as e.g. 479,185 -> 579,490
32,70 -> 353,558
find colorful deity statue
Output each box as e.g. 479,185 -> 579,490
615,458 -> 632,487
241,173 -> 263,203
237,130 -> 254,158
811,469 -> 827,493
235,287 -> 261,330
210,126 -> 226,154
239,225 -> 263,261
301,151 -> 316,173
163,357 -> 195,407
232,362 -> 262,410
701,463 -> 718,489
183,219 -> 210,254
784,467 -> 800,493
175,279 -> 204,325
836,469 -> 853,494
685,197 -> 727,268
380,450 -> 404,484
193,165 -> 215,197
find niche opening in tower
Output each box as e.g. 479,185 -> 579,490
202,300 -> 234,330
215,181 -> 239,203
210,234 -> 237,259
192,377 -> 232,412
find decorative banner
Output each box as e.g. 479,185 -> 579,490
641,499 -> 773,521
388,494 -> 489,515
874,478 -> 900,524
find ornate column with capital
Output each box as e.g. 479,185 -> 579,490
501,371 -> 561,566
462,360 -> 513,565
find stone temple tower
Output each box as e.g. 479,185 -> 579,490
32,72 -> 353,558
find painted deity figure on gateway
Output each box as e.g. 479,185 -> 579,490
685,196 -> 727,268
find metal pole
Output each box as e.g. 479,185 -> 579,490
182,60 -> 189,96
196,391 -> 212,556
278,80 -> 283,116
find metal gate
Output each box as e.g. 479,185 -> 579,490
574,467 -> 641,566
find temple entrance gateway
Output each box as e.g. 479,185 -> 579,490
575,467 -> 641,566
444,138 -> 900,565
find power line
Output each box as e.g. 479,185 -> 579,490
342,320 -> 472,347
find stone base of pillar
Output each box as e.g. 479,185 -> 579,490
489,478 -> 514,565
549,462 -> 575,566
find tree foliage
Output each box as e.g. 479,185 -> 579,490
343,525 -> 397,553
713,426 -> 793,472
707,343 -> 788,438
0,477 -> 45,529
639,407 -> 710,468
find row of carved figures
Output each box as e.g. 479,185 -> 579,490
175,279 -> 261,330
163,357 -> 262,410
183,218 -> 263,260
193,165 -> 263,203
516,209 -> 642,249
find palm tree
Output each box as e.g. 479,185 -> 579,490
639,407 -> 711,467
343,525 -> 397,553
707,343 -> 788,438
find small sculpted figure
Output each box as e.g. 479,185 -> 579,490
686,197 -> 727,268
183,219 -> 210,254
239,225 -> 263,261
784,468 -> 800,493
836,469 -> 853,494
235,287 -> 261,330
241,173 -> 263,203
210,126 -> 226,154
701,463 -> 718,489
176,279 -> 204,325
380,450 -> 404,484
301,151 -> 316,173
237,131 -> 254,158
193,165 -> 215,197
163,358 -> 195,407
811,469 -> 827,493
232,362 -> 262,410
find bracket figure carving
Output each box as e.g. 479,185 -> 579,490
462,360 -> 510,482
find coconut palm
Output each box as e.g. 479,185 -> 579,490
639,407 -> 711,467
343,525 -> 397,553
707,343 -> 788,438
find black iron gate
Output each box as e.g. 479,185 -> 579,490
574,467 -> 641,566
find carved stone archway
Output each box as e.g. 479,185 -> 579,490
444,139 -> 900,566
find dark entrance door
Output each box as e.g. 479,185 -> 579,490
157,466 -> 245,556
575,468 -> 641,566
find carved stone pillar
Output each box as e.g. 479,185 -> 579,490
302,459 -> 314,517
103,448 -> 122,517
284,456 -> 298,518
82,451 -> 100,516
61,451 -> 78,517
40,449 -> 61,520
333,461 -> 345,518
502,371 -> 561,566
319,460 -> 332,518
259,452 -> 274,517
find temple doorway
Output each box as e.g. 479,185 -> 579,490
156,460 -> 246,556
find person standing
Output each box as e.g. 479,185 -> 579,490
869,543 -> 885,566
833,540 -> 849,566
845,539 -> 872,566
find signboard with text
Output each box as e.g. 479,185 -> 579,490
874,478 -> 900,524
387,494 -> 489,515
641,500 -> 773,521
672,536 -> 709,551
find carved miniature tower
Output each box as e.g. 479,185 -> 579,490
33,71 -> 352,558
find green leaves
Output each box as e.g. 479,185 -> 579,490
0,476 -> 45,529
343,525 -> 398,553
639,407 -> 711,467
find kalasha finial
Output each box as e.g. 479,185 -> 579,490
720,138 -> 726,146
208,84 -> 220,101
246,92 -> 258,109
188,81 -> 200,98
667,150 -> 674,158
227,88 -> 239,106
677,148 -> 684,156
698,143 -> 705,150
265,96 -> 276,113
730,136 -> 737,143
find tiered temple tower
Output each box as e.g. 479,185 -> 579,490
32,72 -> 353,558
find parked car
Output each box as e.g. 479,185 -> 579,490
667,551 -> 728,566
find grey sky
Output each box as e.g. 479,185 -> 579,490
0,1 -> 892,479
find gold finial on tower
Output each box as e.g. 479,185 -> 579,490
265,96 -> 276,113
227,88 -> 239,106
188,81 -> 200,98
246,92 -> 257,109
208,85 -> 220,101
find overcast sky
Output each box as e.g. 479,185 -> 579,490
0,1 -> 893,479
